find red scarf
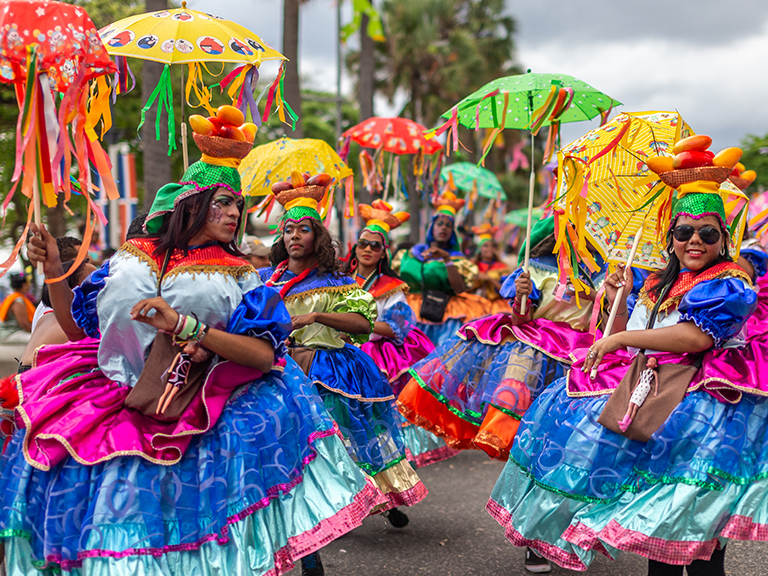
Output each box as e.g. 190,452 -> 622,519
266,260 -> 317,298
643,261 -> 750,305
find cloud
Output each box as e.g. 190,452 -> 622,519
519,18 -> 768,148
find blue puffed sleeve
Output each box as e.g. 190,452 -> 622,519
226,285 -> 292,358
71,260 -> 110,338
500,267 -> 541,305
741,247 -> 768,280
678,277 -> 757,347
380,300 -> 417,345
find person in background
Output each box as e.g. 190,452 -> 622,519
0,273 -> 34,333
18,259 -> 97,373
30,236 -> 82,333
470,223 -> 512,314
241,235 -> 271,269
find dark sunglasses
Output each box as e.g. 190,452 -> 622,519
672,225 -> 721,245
358,239 -> 384,252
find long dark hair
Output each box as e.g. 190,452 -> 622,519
151,187 -> 245,257
342,239 -> 402,281
269,218 -> 341,275
649,218 -> 731,299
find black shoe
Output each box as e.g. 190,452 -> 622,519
384,507 -> 409,528
524,547 -> 552,573
301,552 -> 324,576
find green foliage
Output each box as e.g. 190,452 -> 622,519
740,133 -> 768,192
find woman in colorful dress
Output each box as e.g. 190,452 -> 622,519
393,191 -> 489,346
488,183 -> 763,576
469,223 -> 512,315
397,216 -> 604,464
342,200 -> 458,469
0,144 -> 382,576
260,185 -> 427,549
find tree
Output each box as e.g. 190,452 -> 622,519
365,0 -> 520,241
282,0 -> 304,138
740,133 -> 768,192
142,0 -> 172,210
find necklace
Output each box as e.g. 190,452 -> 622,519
266,260 -> 317,298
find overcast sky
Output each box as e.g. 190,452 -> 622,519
187,0 -> 768,150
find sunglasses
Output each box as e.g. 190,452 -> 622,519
672,225 -> 721,245
358,239 -> 384,252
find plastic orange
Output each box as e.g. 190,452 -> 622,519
646,156 -> 675,174
712,147 -> 743,169
188,115 -> 216,136
240,123 -> 258,143
216,105 -> 245,127
672,134 -> 712,154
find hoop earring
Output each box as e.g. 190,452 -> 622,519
720,243 -> 728,257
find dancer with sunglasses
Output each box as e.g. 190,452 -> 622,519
488,177 -> 766,576
343,201 -> 458,472
262,186 -> 427,574
0,140 -> 383,576
393,191 -> 489,346
470,223 -> 512,315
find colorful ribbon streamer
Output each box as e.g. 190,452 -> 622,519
137,64 -> 177,156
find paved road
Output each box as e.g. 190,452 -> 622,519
288,450 -> 768,576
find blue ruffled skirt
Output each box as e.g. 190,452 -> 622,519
0,360 -> 383,575
488,377 -> 768,570
307,345 -> 428,508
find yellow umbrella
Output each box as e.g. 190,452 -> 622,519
239,137 -> 353,197
99,1 -> 284,65
555,111 -> 748,275
96,1 -> 290,167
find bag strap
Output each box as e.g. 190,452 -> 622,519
640,279 -> 702,368
156,250 -> 173,297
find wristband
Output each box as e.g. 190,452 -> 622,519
512,299 -> 527,317
172,313 -> 185,335
177,316 -> 198,341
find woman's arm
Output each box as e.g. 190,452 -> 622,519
600,264 -> 633,333
130,297 -> 275,372
423,247 -> 467,293
373,321 -> 396,338
292,311 -> 372,335
11,300 -> 31,332
583,321 -> 714,374
26,223 -> 86,341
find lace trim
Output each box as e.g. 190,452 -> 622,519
282,284 -> 358,304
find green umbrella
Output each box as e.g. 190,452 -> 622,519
443,72 -> 621,131
430,71 -> 621,313
505,207 -> 543,228
441,162 -> 505,200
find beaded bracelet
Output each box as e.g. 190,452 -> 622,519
511,300 -> 527,317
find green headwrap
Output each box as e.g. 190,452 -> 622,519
145,160 -> 242,234
670,192 -> 726,229
518,216 -> 555,266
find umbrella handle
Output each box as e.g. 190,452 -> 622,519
33,175 -> 43,276
519,133 -> 536,315
590,229 -> 644,379
181,122 -> 189,172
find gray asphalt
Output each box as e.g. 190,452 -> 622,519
289,450 -> 768,576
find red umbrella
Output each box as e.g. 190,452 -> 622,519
0,0 -> 117,278
0,0 -> 115,91
342,117 -> 442,155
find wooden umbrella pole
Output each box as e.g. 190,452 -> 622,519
33,174 -> 43,275
590,227 -> 644,379
519,131 -> 536,314
180,65 -> 189,172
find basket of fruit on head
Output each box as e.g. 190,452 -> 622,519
189,106 -> 258,160
646,135 -> 756,189
270,171 -> 334,205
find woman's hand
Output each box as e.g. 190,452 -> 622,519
292,312 -> 318,331
422,247 -> 451,263
130,297 -> 180,332
604,264 -> 632,310
27,223 -> 62,277
514,271 -> 533,300
581,332 -> 625,375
